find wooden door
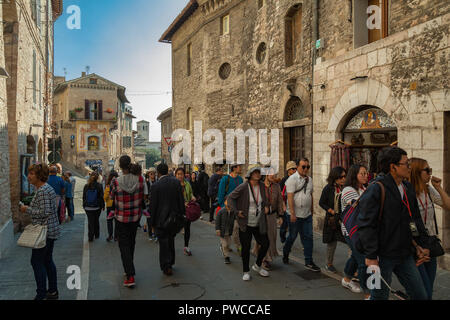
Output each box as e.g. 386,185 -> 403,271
290,126 -> 305,161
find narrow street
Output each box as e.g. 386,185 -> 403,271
1,176 -> 450,300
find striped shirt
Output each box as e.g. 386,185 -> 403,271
26,183 -> 61,239
340,186 -> 366,236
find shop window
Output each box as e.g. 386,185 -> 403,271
353,0 -> 388,49
285,4 -> 302,67
88,136 -> 100,151
221,14 -> 230,35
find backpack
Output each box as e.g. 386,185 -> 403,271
341,181 -> 385,247
86,187 -> 99,207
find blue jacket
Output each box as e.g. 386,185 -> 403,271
217,174 -> 243,208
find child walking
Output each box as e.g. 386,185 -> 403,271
215,198 -> 236,264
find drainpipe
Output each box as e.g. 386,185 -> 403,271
311,0 -> 319,168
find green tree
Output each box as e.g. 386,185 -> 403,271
145,148 -> 162,168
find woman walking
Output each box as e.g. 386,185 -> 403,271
319,166 -> 346,273
19,164 -> 60,300
104,171 -> 118,242
175,167 -> 196,256
227,165 -> 270,281
83,172 -> 105,242
340,165 -> 370,299
409,158 -> 450,299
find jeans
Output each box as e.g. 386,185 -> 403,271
344,236 -> 369,293
65,197 -> 74,219
239,226 -> 269,273
85,209 -> 101,240
279,212 -> 288,243
31,238 -> 57,300
371,255 -> 428,300
184,220 -> 191,247
116,221 -> 139,277
156,228 -> 176,271
106,208 -> 116,239
418,257 -> 437,300
283,215 -> 314,265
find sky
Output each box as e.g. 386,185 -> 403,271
54,0 -> 188,141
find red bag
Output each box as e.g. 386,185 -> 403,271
186,200 -> 201,222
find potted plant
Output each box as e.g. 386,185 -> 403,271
75,107 -> 83,112
69,110 -> 76,120
106,108 -> 113,113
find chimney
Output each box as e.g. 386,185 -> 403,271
82,72 -> 86,77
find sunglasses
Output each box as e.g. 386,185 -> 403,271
301,165 -> 311,170
422,167 -> 432,175
340,175 -> 346,179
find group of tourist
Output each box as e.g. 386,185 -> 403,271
18,145 -> 450,300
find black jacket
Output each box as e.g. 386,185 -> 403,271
82,182 -> 105,210
215,207 -> 236,238
319,184 -> 344,244
150,175 -> 185,230
357,173 -> 428,260
208,173 -> 222,198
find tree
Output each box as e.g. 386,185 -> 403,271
144,148 -> 162,168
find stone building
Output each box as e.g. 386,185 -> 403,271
1,0 -> 62,249
157,107 -> 173,167
53,72 -> 134,174
160,0 -> 315,175
162,0 -> 450,268
311,0 -> 450,268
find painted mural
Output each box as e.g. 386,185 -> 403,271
345,108 -> 396,130
77,122 -> 109,152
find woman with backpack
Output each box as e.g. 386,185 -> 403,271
83,172 -> 105,242
409,158 -> 450,299
175,167 -> 196,256
319,166 -> 346,273
340,164 -> 370,299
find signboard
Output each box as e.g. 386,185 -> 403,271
48,151 -> 61,164
164,137 -> 172,146
85,159 -> 103,166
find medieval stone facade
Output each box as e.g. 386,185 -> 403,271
162,0 -> 450,268
1,0 -> 62,255
157,107 -> 173,167
53,73 -> 134,175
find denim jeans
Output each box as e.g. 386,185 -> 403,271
344,236 -> 369,293
371,255 -> 428,300
418,257 -> 437,300
279,212 -> 288,243
31,238 -> 57,300
65,197 -> 74,219
283,215 -> 314,265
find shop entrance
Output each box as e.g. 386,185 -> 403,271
341,106 -> 397,179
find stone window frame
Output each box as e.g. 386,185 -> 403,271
353,0 -> 389,49
284,3 -> 303,68
219,63 -> 232,80
221,14 -> 230,36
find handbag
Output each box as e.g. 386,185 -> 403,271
423,235 -> 445,258
17,223 -> 48,249
186,200 -> 201,222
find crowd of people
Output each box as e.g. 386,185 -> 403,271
18,146 -> 450,300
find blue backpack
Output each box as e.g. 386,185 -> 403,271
341,181 -> 385,247
86,188 -> 98,207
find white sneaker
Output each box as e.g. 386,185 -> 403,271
341,278 -> 362,293
252,263 -> 269,277
242,272 -> 251,281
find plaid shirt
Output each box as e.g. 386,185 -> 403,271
26,183 -> 61,239
110,175 -> 144,223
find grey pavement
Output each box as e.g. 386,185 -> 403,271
1,174 -> 450,300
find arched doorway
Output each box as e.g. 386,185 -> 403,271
341,105 -> 397,178
283,96 -> 307,162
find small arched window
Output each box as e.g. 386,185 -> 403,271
285,4 -> 302,67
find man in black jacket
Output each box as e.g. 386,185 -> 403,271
208,165 -> 223,223
150,163 -> 185,276
357,147 -> 429,300
197,164 -> 210,213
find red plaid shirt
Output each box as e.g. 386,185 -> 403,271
110,175 -> 144,223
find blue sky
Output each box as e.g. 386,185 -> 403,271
54,0 -> 188,141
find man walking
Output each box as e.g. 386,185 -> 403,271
47,165 -> 65,222
207,165 -> 223,223
197,164 -> 210,213
65,171 -> 76,221
357,147 -> 429,300
279,161 -> 297,243
150,163 -> 185,276
110,155 -> 145,288
282,158 -> 320,272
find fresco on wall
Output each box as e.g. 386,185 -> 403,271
345,108 -> 396,130
77,122 -> 108,152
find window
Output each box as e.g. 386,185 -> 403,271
187,43 -> 192,76
187,108 -> 193,131
258,0 -> 266,10
256,42 -> 267,64
285,4 -> 302,67
221,14 -> 230,35
354,0 -> 388,48
85,100 -> 103,120
89,78 -> 97,85
219,63 -> 231,80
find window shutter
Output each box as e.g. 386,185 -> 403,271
98,100 -> 103,120
85,100 -> 90,119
